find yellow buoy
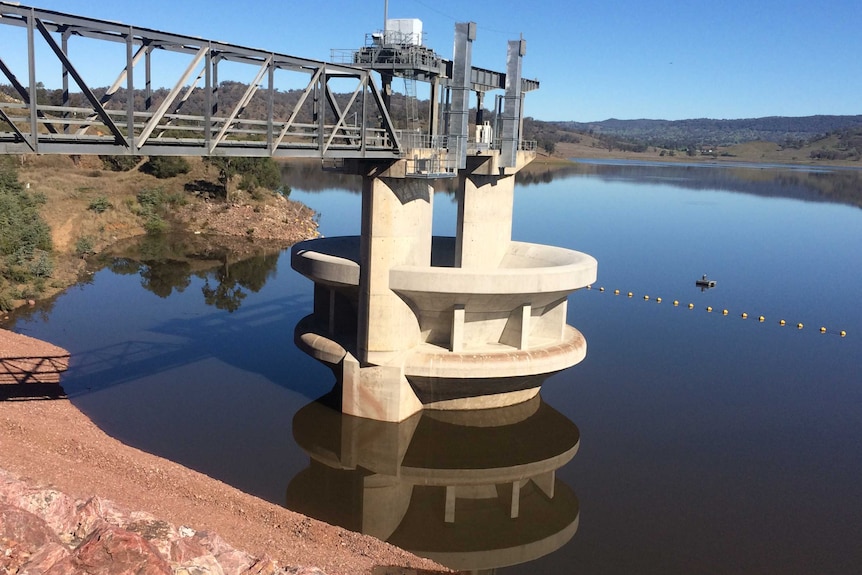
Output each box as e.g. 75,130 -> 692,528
587,285 -> 592,290
706,306 -> 713,312
741,312 -> 748,319
779,319 -> 786,326
722,309 -> 728,315
599,287 -> 605,292
820,326 -> 827,333
673,300 -> 679,306
840,330 -> 847,337
797,323 -> 804,329
628,292 -> 633,298
644,295 -> 650,301
759,316 -> 765,322
614,289 -> 620,295
688,303 -> 694,309
656,297 -> 662,303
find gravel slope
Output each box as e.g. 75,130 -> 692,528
0,387 -> 449,575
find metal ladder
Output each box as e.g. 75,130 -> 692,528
403,73 -> 420,133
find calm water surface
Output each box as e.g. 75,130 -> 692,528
5,160 -> 862,574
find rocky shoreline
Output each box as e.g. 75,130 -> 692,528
1,467 -> 314,574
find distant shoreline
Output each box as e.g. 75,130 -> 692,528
551,156 -> 862,172
537,138 -> 862,170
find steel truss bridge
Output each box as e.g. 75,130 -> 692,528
0,3 -> 538,177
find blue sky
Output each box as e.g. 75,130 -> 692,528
6,0 -> 861,122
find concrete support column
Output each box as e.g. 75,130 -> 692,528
358,175 -> 434,365
533,470 -> 556,498
455,165 -> 516,269
500,303 -> 531,349
445,485 -> 456,523
450,304 -> 465,352
510,480 -> 521,519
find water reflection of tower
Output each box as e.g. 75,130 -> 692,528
287,393 -> 580,572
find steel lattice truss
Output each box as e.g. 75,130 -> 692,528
0,2 -> 402,159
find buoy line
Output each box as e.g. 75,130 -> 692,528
585,285 -> 847,337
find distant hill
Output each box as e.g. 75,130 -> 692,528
547,115 -> 862,148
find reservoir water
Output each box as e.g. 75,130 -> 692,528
4,160 -> 862,574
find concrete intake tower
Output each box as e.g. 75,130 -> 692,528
291,21 -> 597,422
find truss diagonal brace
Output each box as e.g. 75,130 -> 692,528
209,54 -> 272,153
0,55 -> 59,135
272,67 -> 323,150
135,45 -> 208,149
0,106 -> 34,150
323,77 -> 364,153
368,74 -> 401,153
35,18 -> 128,146
77,41 -> 152,136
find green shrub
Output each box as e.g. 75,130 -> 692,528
165,192 -> 187,207
29,251 -> 53,278
141,156 -> 191,179
16,279 -> 44,298
75,236 -> 95,257
88,196 -> 113,213
204,156 -> 283,200
137,187 -> 166,209
132,187 -> 186,235
100,155 -> 141,172
1,157 -> 55,298
143,214 -> 168,234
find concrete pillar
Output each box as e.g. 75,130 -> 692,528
533,470 -> 556,498
445,485 -> 456,523
358,176 -> 433,364
450,304 -> 465,352
500,303 -> 531,349
455,163 -> 515,269
510,480 -> 521,518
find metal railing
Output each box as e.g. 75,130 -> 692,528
396,131 -> 457,177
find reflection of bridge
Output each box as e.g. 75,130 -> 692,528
0,4 -> 535,178
288,394 -> 580,572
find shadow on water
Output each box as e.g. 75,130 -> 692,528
30,233 -> 323,400
59,295 -> 315,398
288,392 -> 581,572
